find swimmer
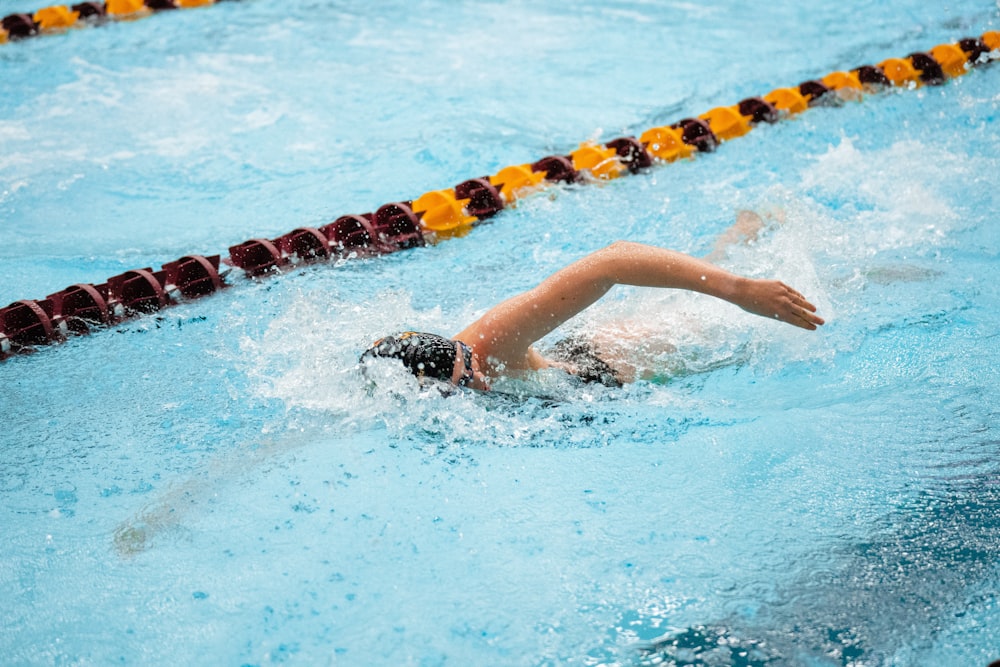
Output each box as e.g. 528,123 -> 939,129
362,212 -> 824,390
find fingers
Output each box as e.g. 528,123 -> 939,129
779,283 -> 824,328
742,280 -> 825,329
788,302 -> 825,329
783,312 -> 816,330
782,283 -> 814,309
791,295 -> 817,313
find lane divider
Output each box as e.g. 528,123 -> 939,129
1,33 -> 998,361
1,0 -> 229,43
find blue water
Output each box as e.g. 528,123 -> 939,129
2,1 -> 1000,665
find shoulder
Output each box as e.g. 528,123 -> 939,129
454,324 -> 548,375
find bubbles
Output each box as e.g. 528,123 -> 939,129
799,136 -> 966,253
225,133 -> 951,448
225,275 -> 732,452
3,3 -> 999,664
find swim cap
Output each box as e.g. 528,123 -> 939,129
361,331 -> 460,383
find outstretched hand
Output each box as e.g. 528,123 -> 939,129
734,278 -> 825,330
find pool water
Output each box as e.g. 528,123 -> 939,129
2,1 -> 1000,665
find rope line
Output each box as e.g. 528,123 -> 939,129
1,0 -> 230,43
2,33 -> 998,361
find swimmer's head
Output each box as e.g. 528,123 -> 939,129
360,331 -> 488,390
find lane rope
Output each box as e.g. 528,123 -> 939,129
1,32 -> 998,361
1,0 -> 230,43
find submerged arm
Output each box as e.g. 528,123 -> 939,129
455,241 -> 824,369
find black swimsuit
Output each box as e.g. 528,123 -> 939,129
549,338 -> 623,388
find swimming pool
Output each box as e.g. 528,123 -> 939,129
2,0 -> 1000,664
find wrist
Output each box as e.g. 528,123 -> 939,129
717,273 -> 748,302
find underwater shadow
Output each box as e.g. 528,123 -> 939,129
627,464 -> 1000,666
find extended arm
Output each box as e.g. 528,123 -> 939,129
454,241 -> 824,370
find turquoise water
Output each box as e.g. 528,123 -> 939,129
2,1 -> 1000,665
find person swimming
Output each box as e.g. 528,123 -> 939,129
361,213 -> 825,391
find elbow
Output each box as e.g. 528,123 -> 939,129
589,242 -> 634,274
589,240 -> 647,285
602,240 -> 658,258
603,240 -> 642,254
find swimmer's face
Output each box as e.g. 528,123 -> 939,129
452,341 -> 491,391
